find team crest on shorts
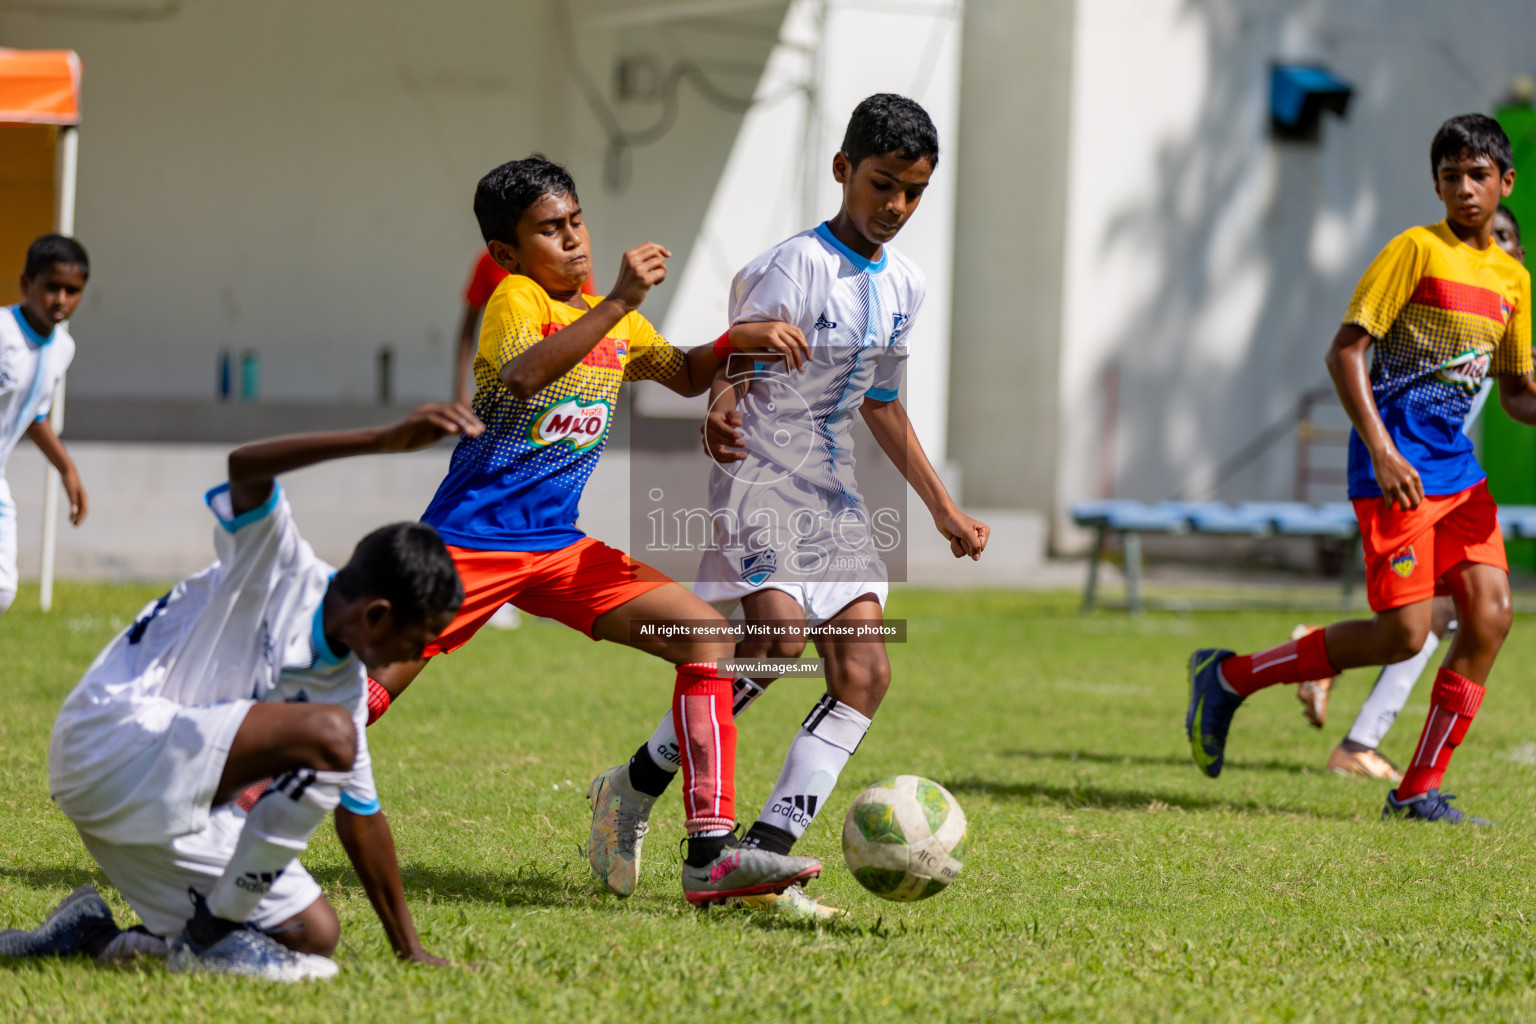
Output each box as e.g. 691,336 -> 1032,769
739,549 -> 777,586
1390,545 -> 1418,579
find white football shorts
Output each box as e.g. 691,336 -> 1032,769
692,454 -> 890,625
77,804 -> 321,938
0,475 -> 17,609
54,696 -> 322,936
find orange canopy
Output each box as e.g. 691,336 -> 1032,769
0,49 -> 80,125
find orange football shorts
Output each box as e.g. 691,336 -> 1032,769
422,537 -> 673,657
1352,479 -> 1506,613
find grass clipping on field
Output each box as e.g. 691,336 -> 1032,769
3,583 -> 1536,1023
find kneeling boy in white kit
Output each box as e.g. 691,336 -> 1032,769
0,402 -> 482,980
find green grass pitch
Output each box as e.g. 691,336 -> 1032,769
5,583 -> 1536,1022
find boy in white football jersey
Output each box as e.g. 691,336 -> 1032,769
0,235 -> 91,616
586,95 -> 989,915
0,403 -> 481,980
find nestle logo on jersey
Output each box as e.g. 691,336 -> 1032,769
1434,351 -> 1490,392
814,314 -> 837,331
528,397 -> 611,452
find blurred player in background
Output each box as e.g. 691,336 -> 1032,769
1295,203 -> 1527,784
372,155 -> 822,907
585,95 -> 989,918
1187,115 -> 1536,825
0,234 -> 90,617
0,404 -> 478,980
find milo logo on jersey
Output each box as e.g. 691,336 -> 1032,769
528,397 -> 611,452
1433,350 -> 1490,392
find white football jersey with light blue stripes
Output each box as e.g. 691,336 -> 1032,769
726,223 -> 923,500
0,305 -> 75,475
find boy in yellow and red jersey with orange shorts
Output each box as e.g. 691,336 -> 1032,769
1186,114 -> 1536,824
369,155 -> 823,905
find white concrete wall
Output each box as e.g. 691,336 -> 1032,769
0,0 -> 781,404
1054,0 -> 1536,548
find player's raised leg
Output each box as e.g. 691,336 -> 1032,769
590,583 -> 823,906
1187,599 -> 1432,778
586,586 -> 802,897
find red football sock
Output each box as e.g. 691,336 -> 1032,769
235,779 -> 270,812
365,677 -> 392,726
1396,668 -> 1485,801
672,662 -> 737,835
1219,628 -> 1335,697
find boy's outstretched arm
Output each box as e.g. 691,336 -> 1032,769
1325,324 -> 1421,510
335,807 -> 447,965
227,402 -> 483,516
24,419 -> 87,525
860,396 -> 989,560
665,321 -> 810,397
1496,372 -> 1536,426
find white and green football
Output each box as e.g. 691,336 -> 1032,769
841,775 -> 967,902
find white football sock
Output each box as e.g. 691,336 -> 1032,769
206,768 -> 345,924
1346,630 -> 1440,750
0,588 -> 14,617
756,695 -> 871,840
643,677 -> 767,775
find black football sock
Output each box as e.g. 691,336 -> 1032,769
184,891 -> 242,949
741,821 -> 796,856
627,742 -> 674,798
685,833 -> 731,867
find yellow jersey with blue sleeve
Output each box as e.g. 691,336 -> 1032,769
422,274 -> 685,551
1343,220 -> 1531,498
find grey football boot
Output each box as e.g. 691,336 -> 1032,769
0,885 -> 120,958
167,889 -> 337,982
586,764 -> 657,897
682,840 -> 822,908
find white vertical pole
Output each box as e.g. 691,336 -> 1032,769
40,125 -> 79,613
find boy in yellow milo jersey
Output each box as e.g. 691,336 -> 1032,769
1186,114 -> 1536,825
373,155 -> 824,906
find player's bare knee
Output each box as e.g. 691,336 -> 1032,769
308,706 -> 357,773
769,635 -> 807,660
1485,590 -> 1514,640
1464,594 -> 1513,649
836,654 -> 891,706
274,898 -> 339,957
1373,615 -> 1428,664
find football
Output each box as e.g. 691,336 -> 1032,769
841,775 -> 967,901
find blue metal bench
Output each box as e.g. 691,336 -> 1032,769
1074,499 -> 1536,612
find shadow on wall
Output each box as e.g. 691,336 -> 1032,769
1091,0 -> 1507,508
